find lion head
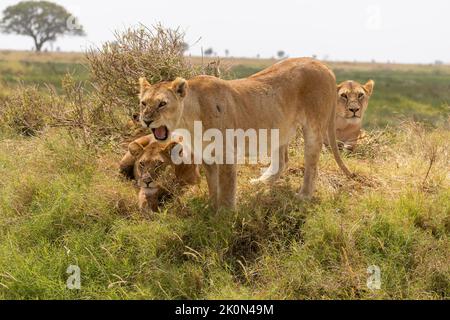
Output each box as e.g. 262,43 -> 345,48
138,77 -> 188,143
119,135 -> 200,212
336,80 -> 374,122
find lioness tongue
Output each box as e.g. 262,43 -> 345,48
154,126 -> 167,140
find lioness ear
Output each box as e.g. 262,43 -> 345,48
172,77 -> 188,98
128,141 -> 145,157
363,80 -> 375,96
139,77 -> 151,93
337,82 -> 345,92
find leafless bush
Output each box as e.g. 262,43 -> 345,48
86,24 -> 198,118
52,75 -> 131,148
0,84 -> 55,136
400,121 -> 448,188
86,24 -> 225,119
0,75 -> 131,148
1,24 -> 224,148
349,128 -> 395,160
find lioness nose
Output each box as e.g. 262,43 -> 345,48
349,107 -> 359,113
143,119 -> 153,127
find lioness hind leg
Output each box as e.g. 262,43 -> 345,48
298,125 -> 322,200
250,145 -> 288,185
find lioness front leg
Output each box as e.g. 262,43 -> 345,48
299,126 -> 322,200
251,145 -> 288,185
218,164 -> 237,210
204,163 -> 219,210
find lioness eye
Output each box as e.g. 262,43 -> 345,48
341,93 -> 348,100
141,101 -> 147,107
159,101 -> 167,108
139,161 -> 145,168
358,93 -> 365,99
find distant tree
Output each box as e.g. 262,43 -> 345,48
435,60 -> 444,65
0,1 -> 85,52
204,47 -> 214,56
277,50 -> 285,59
225,49 -> 229,57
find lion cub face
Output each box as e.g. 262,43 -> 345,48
138,77 -> 187,143
119,135 -> 200,212
129,140 -> 169,189
337,80 -> 374,123
127,138 -> 171,212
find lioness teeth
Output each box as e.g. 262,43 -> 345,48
153,126 -> 168,140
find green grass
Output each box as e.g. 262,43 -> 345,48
334,68 -> 450,128
1,51 -> 449,129
0,51 -> 449,300
0,125 -> 448,300
0,59 -> 88,91
231,63 -> 450,129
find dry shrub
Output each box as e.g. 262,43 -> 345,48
52,75 -> 130,148
399,121 -> 449,188
86,24 -> 224,119
349,129 -> 396,160
2,24 -> 224,147
0,84 -> 56,136
86,24 -> 196,118
0,75 -> 130,148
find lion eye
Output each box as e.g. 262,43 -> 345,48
158,101 -> 167,109
139,161 -> 145,168
141,101 -> 147,107
358,93 -> 365,100
340,93 -> 348,100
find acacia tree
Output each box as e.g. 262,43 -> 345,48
0,1 -> 85,52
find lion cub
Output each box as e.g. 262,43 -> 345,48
328,80 -> 374,151
119,135 -> 200,212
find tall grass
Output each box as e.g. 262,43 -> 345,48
0,24 -> 448,300
0,123 -> 448,299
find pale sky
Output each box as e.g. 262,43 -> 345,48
0,0 -> 449,63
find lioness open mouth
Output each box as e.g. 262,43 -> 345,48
152,126 -> 169,141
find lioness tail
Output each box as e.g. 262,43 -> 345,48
327,98 -> 354,178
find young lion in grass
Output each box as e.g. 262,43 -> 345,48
119,135 -> 200,212
138,58 -> 353,210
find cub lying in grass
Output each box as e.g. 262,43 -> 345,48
119,135 -> 200,212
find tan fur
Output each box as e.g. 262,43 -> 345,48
139,58 -> 353,210
325,80 -> 374,151
119,135 -> 200,212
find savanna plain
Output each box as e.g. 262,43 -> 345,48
0,31 -> 449,299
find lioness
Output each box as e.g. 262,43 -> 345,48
119,135 -> 201,212
326,80 -> 375,150
138,58 -> 352,210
